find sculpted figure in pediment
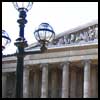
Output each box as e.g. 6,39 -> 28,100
75,32 -> 80,43
58,37 -> 65,45
64,35 -> 70,44
94,25 -> 98,39
75,30 -> 88,43
83,28 -> 90,42
88,26 -> 95,41
70,33 -> 76,43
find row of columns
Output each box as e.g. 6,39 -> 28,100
2,60 -> 96,98
41,60 -> 93,98
39,60 -> 92,98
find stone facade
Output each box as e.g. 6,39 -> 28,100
2,20 -> 98,98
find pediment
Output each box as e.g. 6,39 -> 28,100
25,19 -> 98,51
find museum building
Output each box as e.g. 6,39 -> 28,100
2,20 -> 98,98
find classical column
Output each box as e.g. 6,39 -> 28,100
61,62 -> 70,98
91,65 -> 98,97
76,68 -> 83,98
83,60 -> 91,98
96,66 -> 98,98
41,63 -> 48,98
23,66 -> 30,98
2,73 -> 7,98
51,68 -> 58,98
33,69 -> 39,98
70,67 -> 77,98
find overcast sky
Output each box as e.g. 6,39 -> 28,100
2,2 -> 98,55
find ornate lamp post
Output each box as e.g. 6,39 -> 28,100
2,2 -> 55,98
12,2 -> 33,98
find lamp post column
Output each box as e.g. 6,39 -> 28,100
14,9 -> 28,98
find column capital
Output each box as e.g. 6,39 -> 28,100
81,60 -> 91,66
24,65 -> 33,72
2,72 -> 7,76
60,61 -> 70,69
40,63 -> 48,68
24,65 -> 30,69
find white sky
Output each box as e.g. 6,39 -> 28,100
2,2 -> 98,55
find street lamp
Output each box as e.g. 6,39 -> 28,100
34,22 -> 55,51
12,2 -> 34,98
2,30 -> 11,51
2,2 -> 55,98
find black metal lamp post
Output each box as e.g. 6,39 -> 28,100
2,2 -> 55,98
12,2 -> 33,98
